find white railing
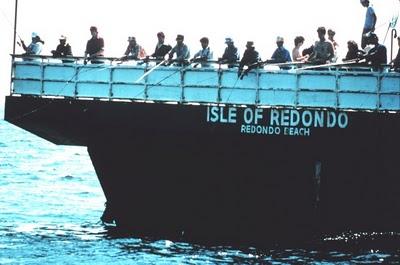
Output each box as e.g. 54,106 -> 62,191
10,55 -> 400,111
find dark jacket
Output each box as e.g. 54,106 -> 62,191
222,45 -> 239,65
239,48 -> 259,70
52,43 -> 72,57
85,37 -> 104,56
152,44 -> 172,59
365,44 -> 387,70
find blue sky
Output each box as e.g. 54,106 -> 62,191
0,0 -> 398,102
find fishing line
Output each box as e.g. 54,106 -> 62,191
10,61 -> 113,122
0,5 -> 22,41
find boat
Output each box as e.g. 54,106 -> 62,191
4,54 -> 400,246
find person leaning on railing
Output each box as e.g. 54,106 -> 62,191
191,37 -> 213,68
151,32 -> 172,61
307,27 -> 335,65
84,26 -> 104,65
359,32 -> 387,71
121,36 -> 146,61
238,41 -> 260,79
167,34 -> 190,66
51,35 -> 73,63
218,37 -> 239,68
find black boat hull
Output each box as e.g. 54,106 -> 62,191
5,96 -> 400,245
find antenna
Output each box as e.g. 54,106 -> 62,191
12,0 -> 18,55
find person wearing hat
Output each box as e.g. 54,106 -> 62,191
271,36 -> 292,63
168,34 -> 190,66
307,27 -> 335,65
51,35 -> 73,58
360,0 -> 376,49
191,37 -> 214,68
151,32 -> 172,61
122,36 -> 146,61
360,32 -> 387,70
218,37 -> 239,68
238,41 -> 260,79
21,32 -> 45,59
84,26 -> 104,64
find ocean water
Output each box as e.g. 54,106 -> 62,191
0,105 -> 399,264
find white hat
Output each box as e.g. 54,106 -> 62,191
32,32 -> 39,38
276,36 -> 284,42
59,35 -> 67,40
225,37 -> 233,43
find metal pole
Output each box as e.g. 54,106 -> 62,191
391,29 -> 398,62
12,0 -> 18,55
10,0 -> 18,96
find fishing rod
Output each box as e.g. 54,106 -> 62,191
297,59 -> 362,71
0,0 -> 23,53
135,59 -> 167,83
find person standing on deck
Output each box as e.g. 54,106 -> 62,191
84,26 -> 104,64
151,32 -> 172,61
218,37 -> 240,68
271,36 -> 291,63
307,27 -> 335,65
238,41 -> 260,79
360,0 -> 377,49
191,37 -> 213,68
168,34 -> 190,66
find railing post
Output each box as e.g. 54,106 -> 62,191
40,58 -> 45,96
377,72 -> 382,111
180,67 -> 185,103
255,68 -> 260,105
217,63 -> 222,103
295,71 -> 300,107
74,64 -> 79,98
144,60 -> 149,101
335,69 -> 340,110
109,65 -> 114,99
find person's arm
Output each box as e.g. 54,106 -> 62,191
371,7 -> 377,31
21,40 -> 28,52
192,50 -> 201,60
327,42 -> 335,62
168,46 -> 176,60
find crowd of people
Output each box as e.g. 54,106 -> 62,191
20,0 -> 399,76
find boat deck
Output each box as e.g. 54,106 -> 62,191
10,55 -> 400,111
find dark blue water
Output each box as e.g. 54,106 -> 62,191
1,105 -> 399,264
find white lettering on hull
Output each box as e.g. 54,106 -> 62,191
207,107 -> 349,137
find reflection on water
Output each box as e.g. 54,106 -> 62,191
1,108 -> 400,264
